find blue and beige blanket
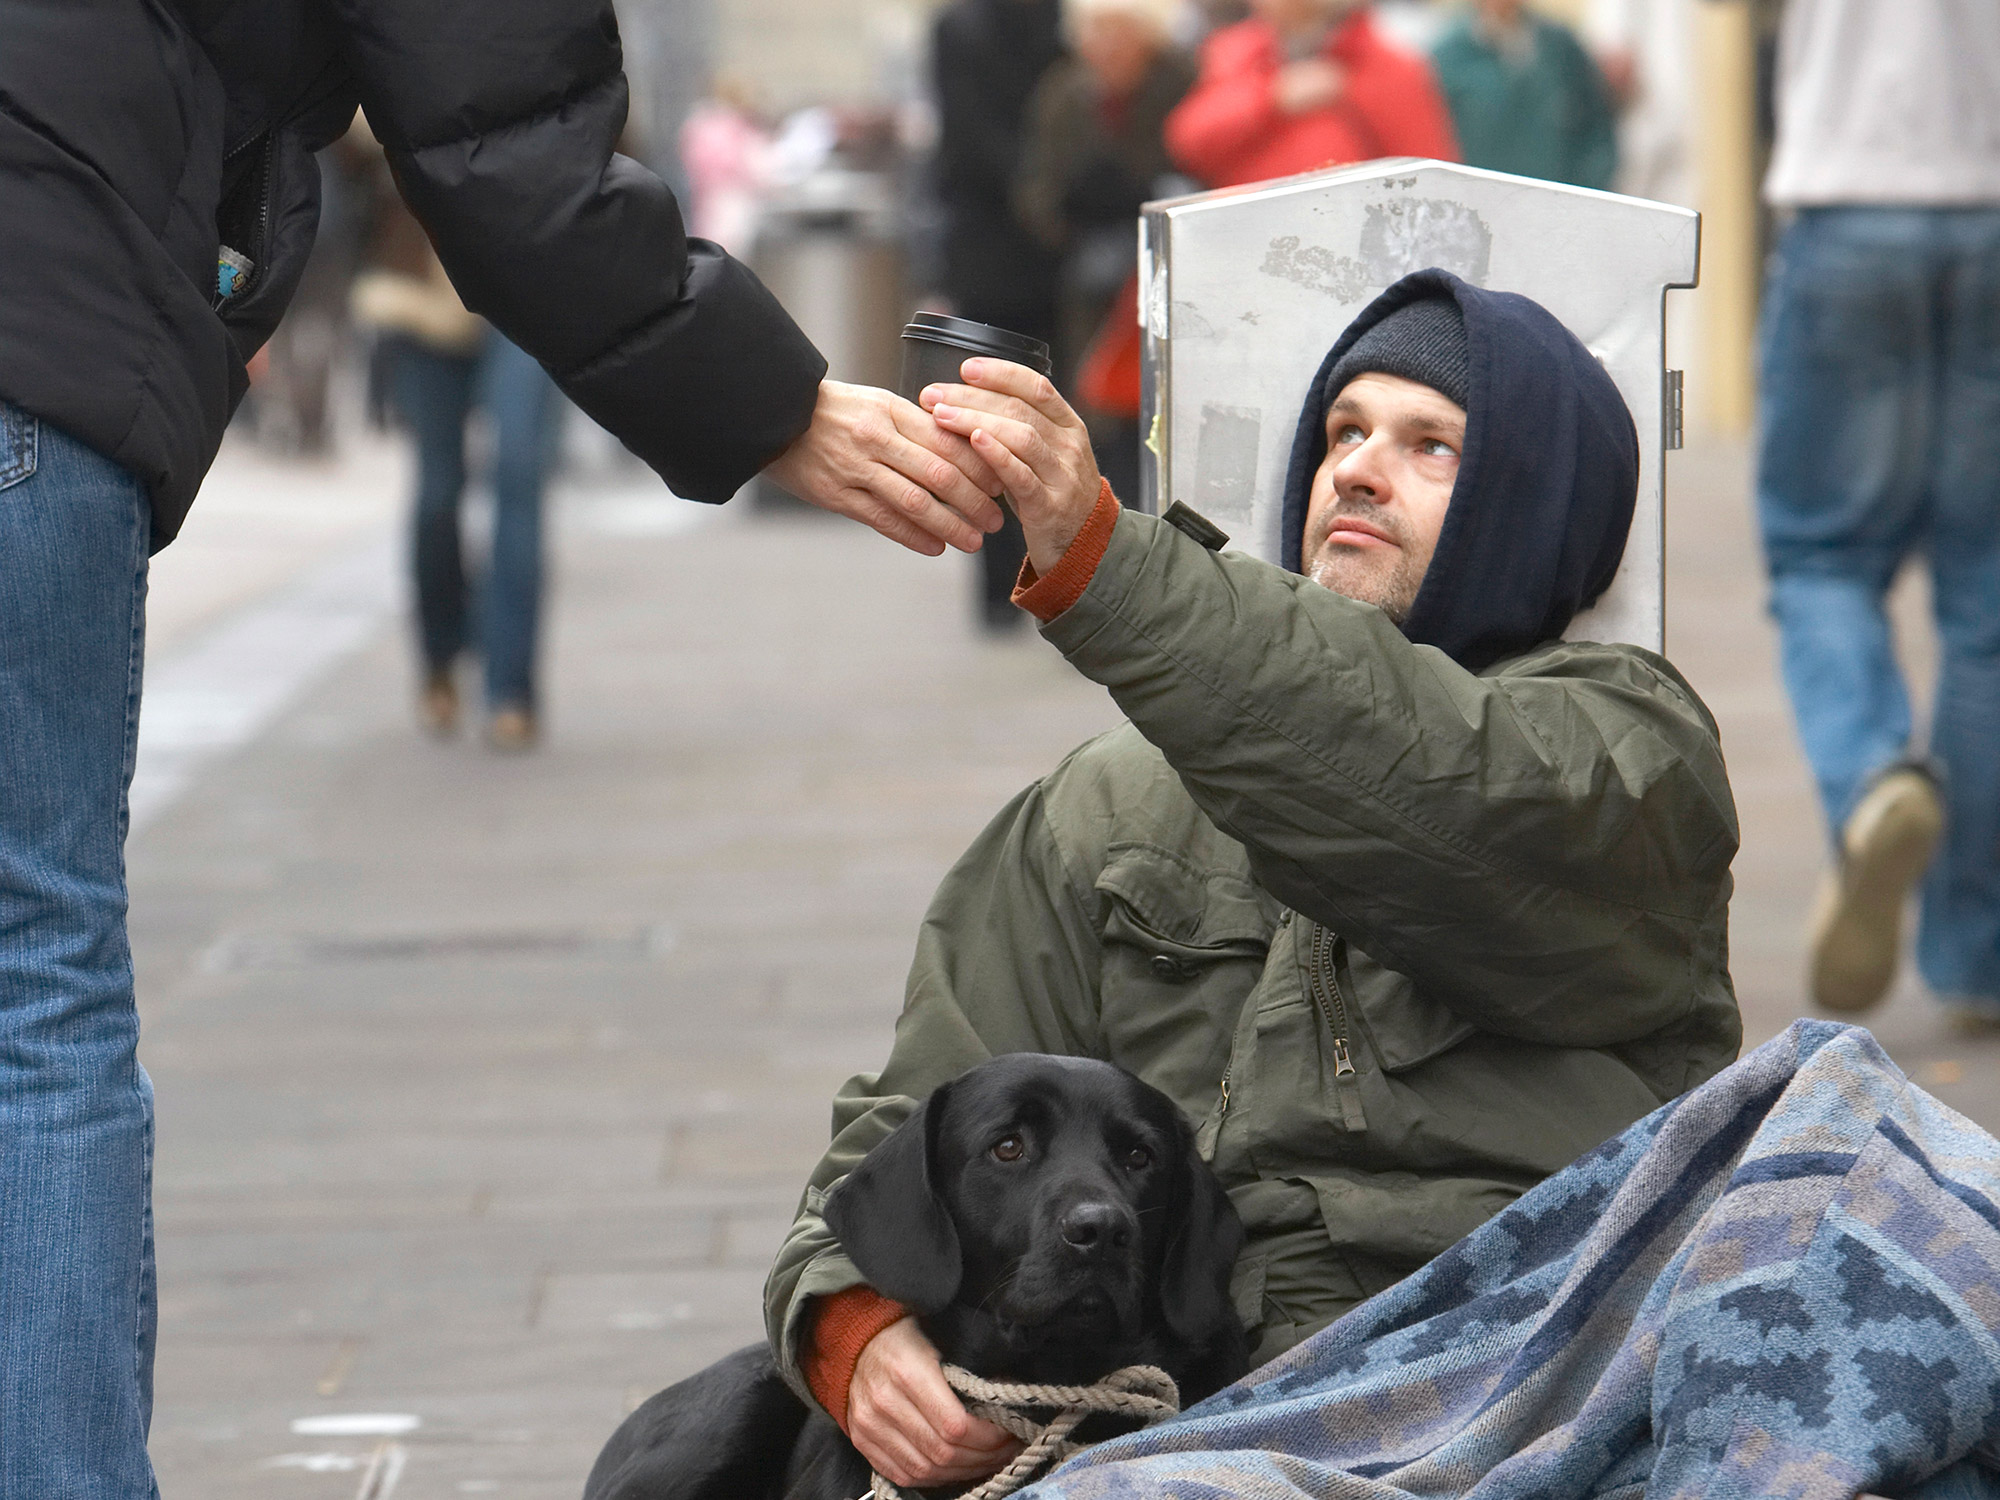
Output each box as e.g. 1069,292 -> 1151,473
1028,1021 -> 2000,1500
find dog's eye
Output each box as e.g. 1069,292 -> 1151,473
1124,1146 -> 1153,1171
992,1135 -> 1025,1162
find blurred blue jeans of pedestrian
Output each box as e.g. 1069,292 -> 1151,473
0,402 -> 159,1498
386,329 -> 561,746
1758,206 -> 2000,1016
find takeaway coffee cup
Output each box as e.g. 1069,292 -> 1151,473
898,312 -> 1054,403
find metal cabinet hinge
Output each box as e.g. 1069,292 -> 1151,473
1664,369 -> 1685,451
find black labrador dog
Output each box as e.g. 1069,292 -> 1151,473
584,1054 -> 1247,1500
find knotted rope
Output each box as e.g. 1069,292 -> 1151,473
867,1363 -> 1179,1500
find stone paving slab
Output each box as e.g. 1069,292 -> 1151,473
131,436 -> 2000,1497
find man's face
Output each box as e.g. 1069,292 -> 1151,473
1299,372 -> 1463,623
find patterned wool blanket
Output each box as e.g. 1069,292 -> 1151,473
1023,1021 -> 2000,1500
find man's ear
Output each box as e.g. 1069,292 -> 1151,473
823,1083 -> 963,1315
1159,1117 -> 1247,1349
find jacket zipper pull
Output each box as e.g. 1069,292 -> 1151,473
1306,921 -> 1367,1132
1331,1035 -> 1355,1078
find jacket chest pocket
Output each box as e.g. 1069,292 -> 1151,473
1211,918 -> 1373,1176
1342,944 -> 1479,1073
1095,842 -> 1273,1127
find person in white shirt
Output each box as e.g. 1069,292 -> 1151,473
1753,0 -> 2000,1025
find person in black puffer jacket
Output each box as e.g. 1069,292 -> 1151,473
0,7 -> 1006,1498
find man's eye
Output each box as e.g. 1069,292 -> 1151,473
1333,424 -> 1365,446
1124,1146 -> 1153,1171
992,1135 -> 1025,1162
1420,438 -> 1457,457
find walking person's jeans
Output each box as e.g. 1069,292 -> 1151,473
0,403 -> 158,1498
1758,206 -> 2000,1003
388,331 -> 560,709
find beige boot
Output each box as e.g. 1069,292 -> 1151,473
418,669 -> 459,738
487,704 -> 538,753
1807,768 -> 1944,1013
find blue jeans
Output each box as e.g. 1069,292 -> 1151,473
0,403 -> 158,1497
1758,206 -> 2000,1002
388,331 -> 560,709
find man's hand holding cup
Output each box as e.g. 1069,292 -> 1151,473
920,360 -> 1105,577
761,381 -> 1007,556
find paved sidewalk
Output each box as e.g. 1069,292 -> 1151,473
136,449 -> 1123,1496
132,434 -> 1998,1497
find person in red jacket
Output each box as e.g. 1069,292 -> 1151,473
1165,0 -> 1458,188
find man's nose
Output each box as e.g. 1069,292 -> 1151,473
1333,435 -> 1390,502
1058,1200 -> 1134,1256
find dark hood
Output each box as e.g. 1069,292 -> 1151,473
1278,269 -> 1639,672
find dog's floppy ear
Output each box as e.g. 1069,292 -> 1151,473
824,1083 -> 963,1315
1159,1118 -> 1247,1349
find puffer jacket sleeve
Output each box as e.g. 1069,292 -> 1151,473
1039,510 -> 1738,1050
331,0 -> 825,502
763,779 -> 1105,1403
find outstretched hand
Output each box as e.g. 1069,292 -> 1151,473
762,381 -> 1006,555
921,360 -> 1104,576
846,1317 -> 1022,1488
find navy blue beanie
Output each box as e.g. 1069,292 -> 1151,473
1280,269 -> 1639,672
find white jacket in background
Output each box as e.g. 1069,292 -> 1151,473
1765,0 -> 2000,207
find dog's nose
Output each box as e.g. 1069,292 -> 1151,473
1059,1202 -> 1132,1254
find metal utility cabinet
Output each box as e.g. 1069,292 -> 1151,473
1139,159 -> 1698,651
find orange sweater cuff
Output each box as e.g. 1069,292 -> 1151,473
803,1285 -> 909,1431
1012,478 -> 1120,622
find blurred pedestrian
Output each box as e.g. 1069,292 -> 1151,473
352,173 -> 561,749
681,75 -> 773,256
1753,0 -> 2000,1025
1016,0 -> 1197,502
0,6 -> 1009,1495
253,136 -> 373,455
1584,0 -> 1696,207
1430,0 -> 1617,191
1164,0 -> 1456,190
931,0 -> 1068,630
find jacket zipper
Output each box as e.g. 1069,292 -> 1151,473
1306,920 -> 1367,1131
1212,919 -> 1361,1134
1305,922 -> 1354,1075
214,133 -> 276,308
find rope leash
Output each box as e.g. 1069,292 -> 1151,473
866,1364 -> 1179,1500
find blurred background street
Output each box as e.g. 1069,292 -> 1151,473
91,0 -> 1994,1492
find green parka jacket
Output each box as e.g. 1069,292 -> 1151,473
764,508 -> 1741,1390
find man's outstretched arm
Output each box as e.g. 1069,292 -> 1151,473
929,360 -> 1737,1048
334,0 -> 1001,552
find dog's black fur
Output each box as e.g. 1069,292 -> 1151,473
584,1054 -> 1247,1500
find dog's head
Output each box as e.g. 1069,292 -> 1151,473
824,1054 -> 1245,1391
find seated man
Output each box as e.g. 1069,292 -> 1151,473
763,269 -> 1742,1489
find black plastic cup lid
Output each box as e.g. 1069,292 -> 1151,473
901,312 -> 1052,374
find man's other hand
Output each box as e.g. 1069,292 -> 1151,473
923,360 -> 1103,575
762,381 -> 1005,555
846,1317 -> 1022,1488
